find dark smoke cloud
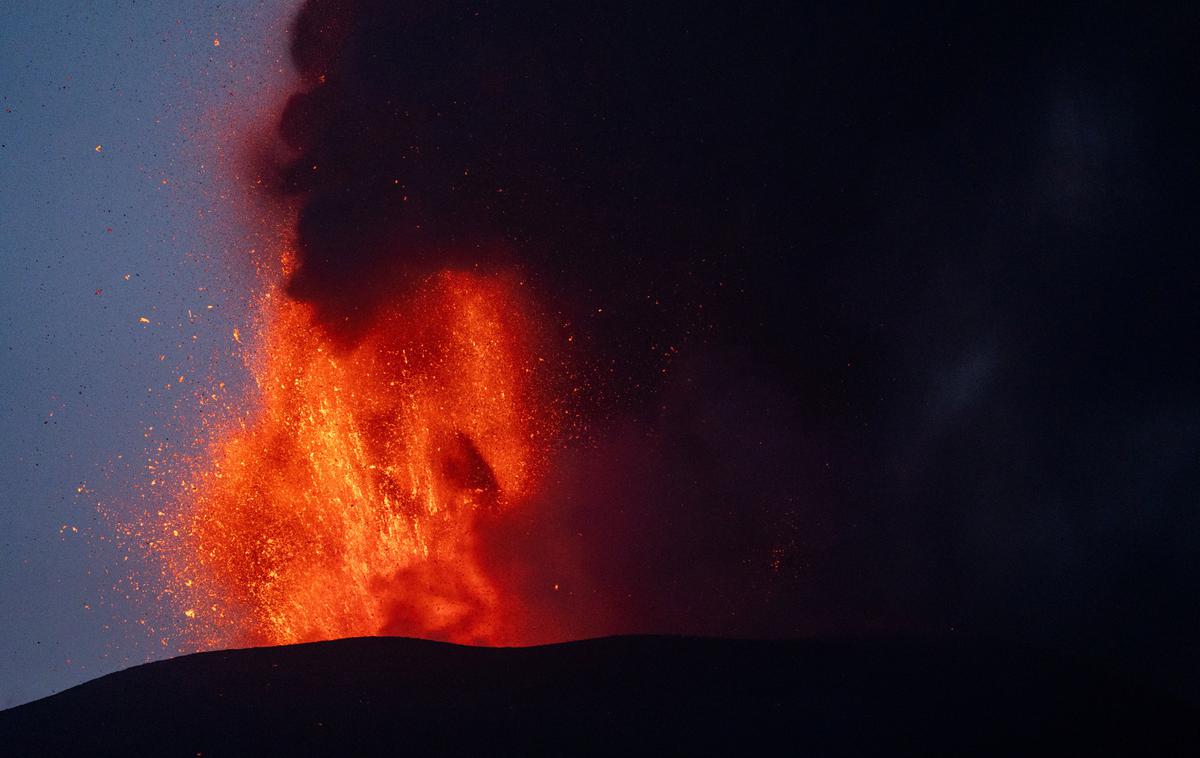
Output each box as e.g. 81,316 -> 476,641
275,1 -> 1199,698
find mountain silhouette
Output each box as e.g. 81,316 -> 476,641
1,635 -> 1194,755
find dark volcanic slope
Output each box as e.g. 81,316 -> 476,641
1,636 -> 1194,756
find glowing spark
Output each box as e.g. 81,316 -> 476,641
166,270 -> 557,647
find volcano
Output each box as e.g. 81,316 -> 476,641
5,0 -> 1195,748
1,635 -> 1194,755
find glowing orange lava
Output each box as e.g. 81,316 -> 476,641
174,261 -> 557,648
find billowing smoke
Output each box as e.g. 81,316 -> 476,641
262,0 -> 1198,694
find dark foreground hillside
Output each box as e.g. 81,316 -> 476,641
1,635 -> 1194,756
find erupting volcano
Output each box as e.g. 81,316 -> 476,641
143,0 -> 803,652
170,256 -> 561,647
134,0 -> 832,654
4,1 -> 1197,745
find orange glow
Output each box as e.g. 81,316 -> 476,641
170,260 -> 558,648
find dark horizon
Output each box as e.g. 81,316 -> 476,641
4,635 -> 1197,754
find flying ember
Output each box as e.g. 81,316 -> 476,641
171,257 -> 558,648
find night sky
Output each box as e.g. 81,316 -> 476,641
3,0 -> 1197,708
0,1 -> 292,707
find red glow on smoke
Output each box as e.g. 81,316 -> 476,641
162,249 -> 565,647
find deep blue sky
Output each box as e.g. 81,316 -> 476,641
1,0 -> 294,708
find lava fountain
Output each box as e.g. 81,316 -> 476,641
173,252 -> 559,648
